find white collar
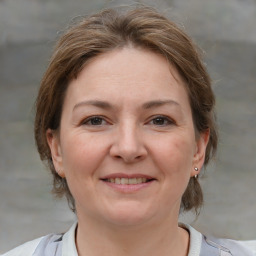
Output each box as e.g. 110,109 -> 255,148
179,222 -> 202,256
61,222 -> 202,256
62,222 -> 78,256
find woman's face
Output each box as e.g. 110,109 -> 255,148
48,47 -> 208,227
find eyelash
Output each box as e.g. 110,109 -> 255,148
148,115 -> 175,126
81,116 -> 108,126
81,115 -> 175,127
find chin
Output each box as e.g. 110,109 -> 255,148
101,202 -> 155,227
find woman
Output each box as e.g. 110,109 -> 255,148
3,6 -> 254,256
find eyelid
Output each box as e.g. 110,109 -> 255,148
79,115 -> 175,126
81,115 -> 109,126
147,115 -> 176,125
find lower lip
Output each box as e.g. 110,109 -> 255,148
101,180 -> 155,193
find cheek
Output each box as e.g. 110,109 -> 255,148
60,133 -> 110,178
146,134 -> 196,213
152,134 -> 195,177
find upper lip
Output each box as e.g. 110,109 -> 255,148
100,173 -> 156,180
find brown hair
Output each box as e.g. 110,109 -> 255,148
35,6 -> 217,213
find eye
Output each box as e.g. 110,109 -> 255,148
149,116 -> 175,126
82,116 -> 107,126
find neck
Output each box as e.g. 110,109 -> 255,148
75,213 -> 189,256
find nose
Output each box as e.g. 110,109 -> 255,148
109,123 -> 147,163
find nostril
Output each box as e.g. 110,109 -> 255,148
109,140 -> 147,163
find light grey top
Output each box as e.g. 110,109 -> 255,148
2,222 -> 255,256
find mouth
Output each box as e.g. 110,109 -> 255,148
102,177 -> 155,185
100,174 -> 156,192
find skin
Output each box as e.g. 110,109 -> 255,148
47,47 -> 209,256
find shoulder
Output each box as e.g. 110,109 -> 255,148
1,233 -> 63,256
179,223 -> 255,256
2,223 -> 77,256
1,237 -> 43,256
201,235 -> 255,256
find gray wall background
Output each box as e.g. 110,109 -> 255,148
0,0 -> 255,253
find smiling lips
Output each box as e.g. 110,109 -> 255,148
105,177 -> 151,185
101,174 -> 155,185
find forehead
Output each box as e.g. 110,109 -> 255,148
64,47 -> 190,109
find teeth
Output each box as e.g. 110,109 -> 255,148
121,178 -> 126,185
129,178 -> 137,184
107,177 -> 149,184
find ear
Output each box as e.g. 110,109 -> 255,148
191,129 -> 210,177
46,129 -> 65,178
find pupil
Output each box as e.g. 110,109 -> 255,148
154,118 -> 164,125
91,117 -> 102,125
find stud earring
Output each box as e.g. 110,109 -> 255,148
194,167 -> 199,178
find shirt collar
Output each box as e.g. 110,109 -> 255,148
61,222 -> 202,256
62,222 -> 78,256
179,222 -> 202,256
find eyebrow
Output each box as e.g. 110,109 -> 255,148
73,99 -> 180,111
73,100 -> 113,111
142,100 -> 180,109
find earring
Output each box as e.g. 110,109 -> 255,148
194,167 -> 199,178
